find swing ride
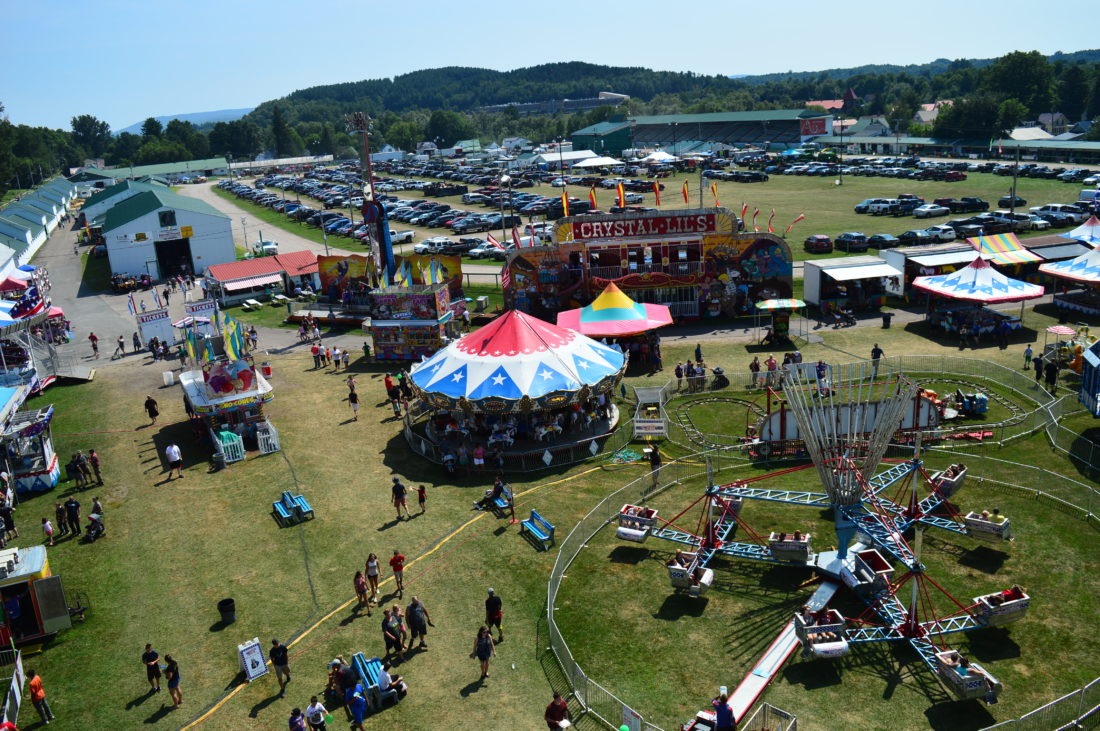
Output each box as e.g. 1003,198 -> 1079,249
621,362 -> 1027,723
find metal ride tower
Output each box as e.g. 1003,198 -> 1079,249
627,361 -> 1027,709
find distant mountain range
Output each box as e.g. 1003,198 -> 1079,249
115,107 -> 254,135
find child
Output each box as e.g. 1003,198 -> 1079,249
417,485 -> 427,513
342,350 -> 350,370
42,518 -> 54,546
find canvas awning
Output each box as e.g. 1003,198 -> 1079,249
571,156 -> 623,168
913,257 -> 1044,303
223,274 -> 282,291
1032,243 -> 1091,261
910,251 -> 980,268
967,233 -> 1042,265
825,263 -> 901,281
0,276 -> 28,292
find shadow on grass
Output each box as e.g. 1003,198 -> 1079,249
608,545 -> 649,565
144,703 -> 177,724
964,627 -> 1021,662
958,545 -> 1009,574
458,678 -> 485,697
125,687 -> 156,709
248,691 -> 282,718
924,699 -> 996,731
782,657 -> 843,689
653,593 -> 708,620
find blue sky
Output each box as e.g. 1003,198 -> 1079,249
4,0 -> 1094,131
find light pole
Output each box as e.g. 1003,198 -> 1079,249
499,174 -> 511,243
241,216 -> 248,252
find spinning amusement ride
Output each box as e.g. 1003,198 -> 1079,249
615,362 -> 1027,721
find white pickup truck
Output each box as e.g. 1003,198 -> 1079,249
390,230 -> 415,244
251,240 -> 278,256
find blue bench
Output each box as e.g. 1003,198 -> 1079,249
491,487 -> 513,517
520,509 -> 555,550
272,490 -> 315,527
353,652 -> 400,709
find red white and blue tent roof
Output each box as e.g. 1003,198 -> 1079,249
1038,242 -> 1100,284
1067,216 -> 1100,245
912,256 -> 1044,303
410,310 -> 625,403
556,283 -> 673,337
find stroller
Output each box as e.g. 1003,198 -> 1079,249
84,513 -> 105,543
711,367 -> 730,390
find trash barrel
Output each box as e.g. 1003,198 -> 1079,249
882,312 -> 894,329
217,598 -> 236,624
261,362 -> 272,378
162,371 -> 175,386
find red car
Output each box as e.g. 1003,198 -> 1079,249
803,234 -> 834,254
944,170 -> 968,182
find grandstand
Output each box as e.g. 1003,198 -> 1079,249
571,110 -> 832,156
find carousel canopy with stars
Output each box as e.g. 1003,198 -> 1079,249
912,256 -> 1044,304
1067,215 -> 1100,246
1038,241 -> 1100,285
410,310 -> 626,413
556,282 -> 673,337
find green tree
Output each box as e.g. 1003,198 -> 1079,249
108,132 -> 143,166
316,123 -> 335,155
996,98 -> 1029,134
136,138 -> 190,165
984,51 -> 1055,116
933,93 -> 1004,139
1058,65 -> 1089,120
384,120 -> 422,152
165,119 -> 209,158
70,114 -> 112,157
1085,71 -> 1100,119
425,110 -> 475,148
271,105 -> 293,157
141,117 -> 163,138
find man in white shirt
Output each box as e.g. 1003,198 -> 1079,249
165,443 -> 184,479
305,696 -> 328,730
376,661 -> 404,695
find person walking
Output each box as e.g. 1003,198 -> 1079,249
406,596 -> 433,649
311,344 -> 321,369
749,356 -> 761,389
471,626 -> 496,680
1033,354 -> 1044,382
870,343 -> 884,378
712,692 -> 736,731
545,691 -> 571,729
27,669 -> 54,725
347,389 -> 359,421
417,484 -> 427,514
54,502 -> 67,538
389,550 -> 405,595
144,395 -> 159,425
694,343 -> 703,363
165,443 -> 184,479
305,696 -> 328,731
64,496 -> 81,536
353,571 -> 371,615
88,332 -> 99,359
341,349 -> 350,370
132,331 -> 142,352
288,708 -> 308,731
485,588 -> 504,643
365,553 -> 380,602
1023,344 -> 1033,370
674,362 -> 683,390
0,501 -> 17,542
345,374 -> 357,393
1045,360 -> 1059,393
114,335 -> 126,358
391,478 -> 411,520
42,517 -> 54,546
331,347 -> 342,372
381,609 -> 404,662
269,639 -> 291,697
142,644 -> 162,693
345,683 -> 367,731
88,448 -> 103,484
164,654 -> 182,708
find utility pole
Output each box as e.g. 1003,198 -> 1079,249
1010,143 -> 1022,214
241,216 -> 248,252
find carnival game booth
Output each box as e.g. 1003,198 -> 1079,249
803,255 -> 900,313
1041,240 -> 1100,317
408,310 -> 627,467
881,243 -> 979,298
556,283 -> 671,372
179,334 -> 278,463
912,257 -> 1044,338
0,545 -> 74,646
363,282 -> 458,361
505,208 -> 793,321
1,400 -> 59,493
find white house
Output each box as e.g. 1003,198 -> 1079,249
81,180 -> 167,223
99,189 -> 234,279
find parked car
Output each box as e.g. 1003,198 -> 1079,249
855,198 -> 892,214
389,230 -> 415,243
867,234 -> 900,249
803,234 -> 833,253
898,229 -> 934,245
948,197 -> 989,213
1030,203 -> 1088,223
1026,215 -> 1052,231
913,203 -> 950,219
998,195 -> 1027,208
924,225 -> 957,242
413,236 -> 453,254
835,232 -> 869,252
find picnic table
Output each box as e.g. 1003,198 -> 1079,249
243,299 -> 262,311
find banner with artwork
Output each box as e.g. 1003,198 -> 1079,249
394,254 -> 464,300
317,255 -> 373,300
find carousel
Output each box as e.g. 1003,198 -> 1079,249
408,310 -> 627,467
913,257 -> 1044,338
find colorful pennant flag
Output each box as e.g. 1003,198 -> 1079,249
486,233 -> 505,250
767,209 -> 776,233
784,213 -> 806,235
224,326 -> 237,360
711,182 -> 719,207
681,180 -> 689,204
561,191 -> 570,217
653,181 -> 661,207
152,289 -> 162,309
205,339 -> 216,362
185,328 -> 196,361
511,226 -> 521,248
589,186 -> 597,209
752,208 -> 760,232
740,202 -> 748,220
126,292 -> 136,315
501,263 -> 511,290
616,182 -> 626,208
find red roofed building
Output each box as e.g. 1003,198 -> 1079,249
203,250 -> 319,304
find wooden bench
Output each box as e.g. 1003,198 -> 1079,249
520,509 -> 555,550
272,490 -> 315,527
